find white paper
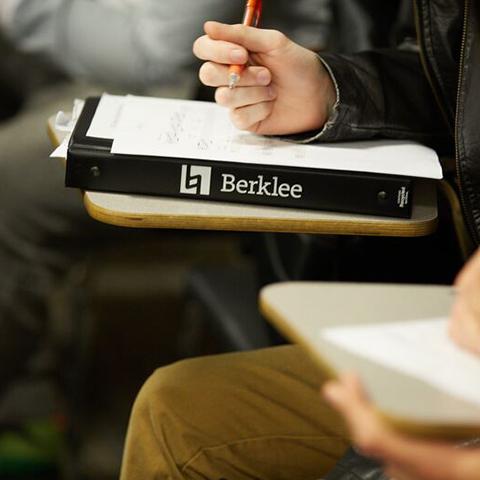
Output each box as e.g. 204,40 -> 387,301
54,98 -> 85,133
50,136 -> 70,159
86,94 -> 125,139
50,99 -> 85,159
110,95 -> 442,179
321,318 -> 480,407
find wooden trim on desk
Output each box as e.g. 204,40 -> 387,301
49,113 -> 438,237
47,120 -> 60,148
84,193 -> 438,237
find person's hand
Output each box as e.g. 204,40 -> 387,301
449,249 -> 480,355
323,374 -> 480,480
193,21 -> 336,135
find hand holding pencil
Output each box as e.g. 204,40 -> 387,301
193,7 -> 336,135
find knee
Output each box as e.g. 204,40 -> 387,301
135,358 -> 202,415
123,357 -> 236,480
131,357 -> 214,434
130,352 -> 250,446
134,355 -> 230,421
133,346 -> 303,427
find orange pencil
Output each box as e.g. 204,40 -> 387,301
228,0 -> 263,89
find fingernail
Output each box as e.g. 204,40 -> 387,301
257,70 -> 270,85
230,49 -> 245,63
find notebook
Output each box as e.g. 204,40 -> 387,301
260,282 -> 480,439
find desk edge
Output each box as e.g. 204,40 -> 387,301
259,285 -> 480,440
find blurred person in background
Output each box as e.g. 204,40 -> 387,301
0,0 -> 331,422
0,1 -> 330,477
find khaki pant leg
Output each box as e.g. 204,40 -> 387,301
120,345 -> 349,480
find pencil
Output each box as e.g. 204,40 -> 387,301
228,0 -> 263,89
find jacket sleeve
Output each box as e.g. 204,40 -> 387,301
306,50 -> 453,154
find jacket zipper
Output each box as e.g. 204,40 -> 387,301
453,0 -> 478,244
413,0 -> 477,244
412,0 -> 454,136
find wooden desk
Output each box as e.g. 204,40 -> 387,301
48,116 -> 438,237
260,282 -> 480,439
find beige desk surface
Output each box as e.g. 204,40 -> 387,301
49,116 -> 438,237
260,282 -> 480,439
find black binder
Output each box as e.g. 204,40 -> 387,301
66,97 -> 414,218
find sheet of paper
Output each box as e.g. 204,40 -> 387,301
321,318 -> 480,407
50,99 -> 85,159
55,98 -> 85,133
86,94 -> 125,139
110,95 -> 442,179
50,136 -> 70,159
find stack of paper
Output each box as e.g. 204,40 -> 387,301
52,93 -> 443,180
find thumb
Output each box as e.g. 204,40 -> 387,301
204,21 -> 287,54
323,374 -> 374,433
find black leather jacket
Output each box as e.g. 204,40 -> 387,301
319,0 -> 480,245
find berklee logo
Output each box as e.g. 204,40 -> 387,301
180,165 -> 212,196
220,174 -> 303,199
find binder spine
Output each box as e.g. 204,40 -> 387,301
66,149 -> 414,218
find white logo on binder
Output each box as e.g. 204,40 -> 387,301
180,165 -> 212,196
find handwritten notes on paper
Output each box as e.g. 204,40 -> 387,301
111,96 -> 312,164
56,93 -> 443,179
99,94 -> 441,179
321,318 -> 480,407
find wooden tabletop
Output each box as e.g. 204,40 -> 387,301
48,116 -> 438,237
260,282 -> 480,439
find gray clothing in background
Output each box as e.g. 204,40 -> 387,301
2,0 -> 331,89
0,1 -> 332,390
